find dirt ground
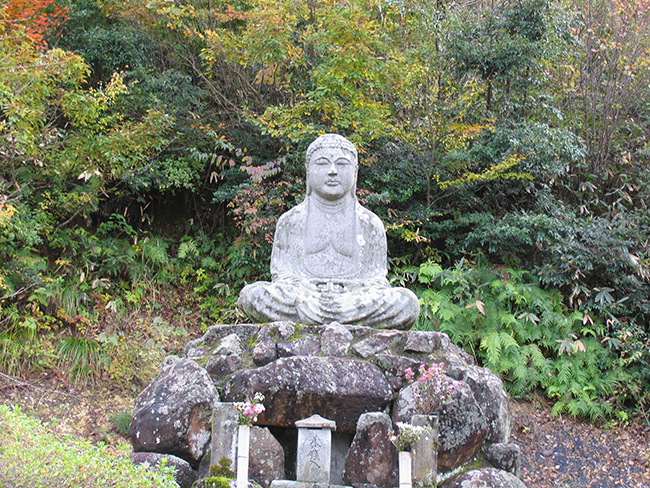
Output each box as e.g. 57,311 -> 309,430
511,397 -> 650,487
2,372 -> 650,488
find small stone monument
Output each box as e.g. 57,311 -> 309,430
237,134 -> 420,330
295,414 -> 337,483
210,403 -> 239,471
411,414 -> 438,487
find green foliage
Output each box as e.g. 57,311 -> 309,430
209,457 -> 236,479
57,336 -> 107,384
0,405 -> 178,487
110,410 -> 132,436
446,0 -> 550,110
196,476 -> 233,488
413,259 -> 623,419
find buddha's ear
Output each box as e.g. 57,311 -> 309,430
352,156 -> 358,197
305,165 -> 312,195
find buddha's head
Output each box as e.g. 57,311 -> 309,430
305,134 -> 358,202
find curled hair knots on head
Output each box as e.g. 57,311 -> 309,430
305,133 -> 358,167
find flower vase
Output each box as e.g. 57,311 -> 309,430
398,451 -> 412,488
237,424 -> 250,488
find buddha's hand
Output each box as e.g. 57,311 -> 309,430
308,279 -> 354,294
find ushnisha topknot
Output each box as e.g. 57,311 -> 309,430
305,133 -> 358,167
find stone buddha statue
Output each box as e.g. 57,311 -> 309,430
237,134 -> 420,329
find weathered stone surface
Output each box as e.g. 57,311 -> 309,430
352,331 -> 404,358
331,432 -> 354,485
296,416 -> 334,483
321,322 -> 353,357
411,415 -> 438,487
253,341 -> 277,367
250,427 -> 286,488
393,377 -> 446,425
130,451 -> 197,488
237,134 -> 420,330
185,324 -> 260,358
216,333 -> 245,356
258,322 -> 295,342
457,365 -> 511,444
392,362 -> 510,474
394,380 -> 488,472
427,344 -> 475,370
130,357 -> 217,467
375,354 -> 422,379
278,335 -> 321,357
223,356 -> 392,432
404,331 -> 450,353
206,354 -> 242,377
486,443 -> 521,476
437,382 -> 488,472
198,448 -> 211,480
210,403 -> 238,471
178,325 -> 511,478
342,412 -> 397,487
441,468 -> 527,488
271,482 -> 350,488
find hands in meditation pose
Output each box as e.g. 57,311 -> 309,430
237,134 -> 420,329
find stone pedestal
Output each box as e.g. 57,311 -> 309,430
295,415 -> 337,483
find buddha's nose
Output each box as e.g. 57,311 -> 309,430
328,163 -> 338,175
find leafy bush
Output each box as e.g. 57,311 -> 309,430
412,259 -> 627,419
0,405 -> 178,488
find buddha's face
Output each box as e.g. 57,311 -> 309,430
307,146 -> 357,201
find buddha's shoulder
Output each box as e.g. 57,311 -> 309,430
276,201 -> 308,227
356,202 -> 384,229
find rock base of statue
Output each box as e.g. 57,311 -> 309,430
131,322 -> 525,487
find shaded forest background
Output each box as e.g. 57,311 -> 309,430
1,0 -> 649,422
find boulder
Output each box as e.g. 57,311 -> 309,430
257,322 -> 295,342
185,324 -> 260,360
206,354 -> 241,377
223,356 -> 393,432
253,341 -> 277,367
436,382 -> 488,472
342,412 -> 397,487
321,322 -> 353,357
277,335 -> 321,357
130,451 -> 197,488
441,468 -> 527,488
250,427 -> 286,488
352,331 -> 404,358
486,443 -> 521,476
451,364 -> 511,444
130,357 -> 218,467
393,365 -> 511,473
404,330 -> 450,353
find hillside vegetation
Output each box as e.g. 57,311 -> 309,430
1,0 -> 649,422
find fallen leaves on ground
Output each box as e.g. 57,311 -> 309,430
512,397 -> 650,488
